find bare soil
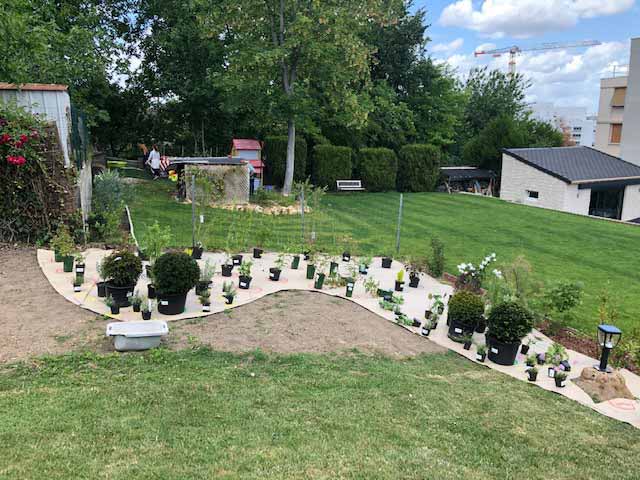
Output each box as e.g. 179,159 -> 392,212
0,247 -> 444,362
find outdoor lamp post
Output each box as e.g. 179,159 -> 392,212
596,324 -> 622,373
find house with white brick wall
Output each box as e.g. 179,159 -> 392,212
500,146 -> 640,222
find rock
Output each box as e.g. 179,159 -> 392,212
574,367 -> 635,403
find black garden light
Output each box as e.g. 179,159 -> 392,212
596,324 -> 622,373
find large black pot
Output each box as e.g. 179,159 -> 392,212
239,275 -> 252,289
191,247 -> 203,259
486,335 -> 521,366
195,280 -> 212,296
105,282 -> 135,307
222,264 -> 233,277
157,292 -> 188,315
97,281 -> 107,298
448,319 -> 473,341
381,257 -> 392,269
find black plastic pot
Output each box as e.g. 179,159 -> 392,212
425,310 -> 433,320
555,376 -> 567,388
537,353 -> 546,365
421,326 -> 431,336
330,262 -> 339,275
359,264 -> 368,275
110,304 -> 120,315
146,264 -> 152,277
476,352 -> 486,362
202,303 -> 211,312
63,256 -> 74,272
437,305 -> 445,315
73,282 -> 81,292
106,282 -> 135,307
463,340 -> 472,350
222,264 -> 233,277
394,281 -> 404,292
269,268 -> 281,281
560,360 -> 571,372
486,336 -> 521,366
412,318 -> 421,328
191,246 -> 203,259
232,254 -> 243,266
520,344 -> 530,355
133,304 -> 141,313
253,248 -> 263,259
475,320 -> 487,334
148,283 -> 156,299
196,280 -> 212,296
345,279 -> 355,298
448,320 -> 472,341
141,310 -> 151,320
314,273 -> 326,289
381,257 -> 392,269
157,292 -> 188,315
409,274 -> 420,288
342,252 -> 350,262
97,281 -> 107,298
75,263 -> 85,275
291,255 -> 300,269
528,370 -> 538,382
306,264 -> 316,280
303,251 -> 310,261
239,275 -> 252,289
224,294 -> 235,305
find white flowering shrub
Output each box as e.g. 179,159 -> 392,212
455,253 -> 498,292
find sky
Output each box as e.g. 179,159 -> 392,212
413,0 -> 639,113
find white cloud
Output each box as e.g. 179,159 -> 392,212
439,0 -> 635,38
438,41 -> 629,111
475,43 -> 497,53
432,38 -> 464,54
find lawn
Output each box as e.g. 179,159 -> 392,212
128,180 -> 640,335
0,349 -> 637,479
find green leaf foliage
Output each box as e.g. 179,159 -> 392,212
487,301 -> 534,343
263,136 -> 307,186
356,148 -> 398,192
153,252 -> 200,295
102,250 -> 142,287
397,144 -> 442,192
312,145 -> 353,190
448,291 -> 485,332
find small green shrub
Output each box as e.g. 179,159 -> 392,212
153,252 -> 200,295
448,291 -> 485,331
50,225 -> 74,257
102,250 -> 142,287
263,136 -> 307,186
487,301 -> 534,343
356,148 -> 397,192
428,237 -> 445,277
93,169 -> 126,213
397,144 -> 442,192
312,145 -> 352,190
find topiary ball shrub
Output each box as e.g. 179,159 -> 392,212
487,301 -> 534,343
102,250 -> 142,286
448,290 -> 485,333
153,251 -> 200,295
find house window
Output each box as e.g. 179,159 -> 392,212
611,87 -> 627,107
526,190 -> 539,200
610,123 -> 623,144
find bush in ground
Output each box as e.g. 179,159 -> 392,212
312,145 -> 352,190
397,144 -> 442,192
428,237 -> 445,277
356,147 -> 397,192
487,301 -> 534,343
448,291 -> 485,332
102,250 -> 142,286
153,251 -> 200,295
263,136 -> 307,187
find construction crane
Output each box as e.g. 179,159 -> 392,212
474,40 -> 601,74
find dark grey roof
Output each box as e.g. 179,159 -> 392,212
503,146 -> 640,183
167,156 -> 245,166
441,167 -> 495,181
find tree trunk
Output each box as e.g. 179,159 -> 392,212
283,118 -> 295,195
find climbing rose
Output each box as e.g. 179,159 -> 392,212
7,155 -> 26,166
0,133 -> 10,144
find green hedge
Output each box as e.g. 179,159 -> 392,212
263,136 -> 307,187
312,145 -> 352,190
397,144 -> 442,192
357,148 -> 397,192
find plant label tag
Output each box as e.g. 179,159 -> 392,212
161,300 -> 168,306
127,292 -> 133,297
76,267 -> 84,273
203,306 -> 210,312
476,354 -> 482,360
74,286 -> 81,292
199,214 -> 204,223
490,347 -> 498,354
548,369 -> 555,378
454,328 -> 462,334
560,381 -> 566,387
240,282 -> 247,288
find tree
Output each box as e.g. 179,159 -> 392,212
213,0 -> 394,194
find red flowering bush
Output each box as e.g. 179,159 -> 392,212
0,108 -> 42,167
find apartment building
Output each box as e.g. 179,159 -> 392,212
531,103 -> 595,147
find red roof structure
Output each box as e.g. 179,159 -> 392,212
232,138 -> 261,151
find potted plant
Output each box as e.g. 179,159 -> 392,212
141,298 -> 152,320
359,256 -> 372,275
105,295 -> 119,315
525,354 -> 537,369
196,259 -> 215,295
199,288 -> 211,312
364,277 -> 379,297
395,270 -> 405,292
429,293 -> 446,316
476,344 -> 487,362
527,366 -> 539,382
342,251 -> 351,262
238,260 -> 253,289
462,335 -> 473,350
270,253 -> 286,281
51,225 -> 74,265
291,249 -> 301,269
554,371 -> 568,388
314,259 -> 327,289
142,221 -> 173,276
221,250 -> 234,277
102,250 -> 143,307
192,241 -> 204,260
486,301 -> 534,366
381,254 -> 393,269
329,256 -> 339,275
131,291 -> 142,312
537,353 -> 546,365
421,318 -> 433,336
447,291 -> 484,342
223,281 -> 236,304
345,276 -> 356,297
96,259 -> 107,298
75,253 -> 86,278
154,251 -> 200,315
72,274 -> 82,292
253,222 -> 268,258
521,338 -> 534,355
407,257 -> 427,288
232,254 -> 243,266
306,250 -> 317,280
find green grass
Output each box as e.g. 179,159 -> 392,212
128,180 -> 640,334
1,349 -> 638,479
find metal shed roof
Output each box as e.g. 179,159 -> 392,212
232,138 -> 261,150
441,166 -> 495,181
503,146 -> 640,184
